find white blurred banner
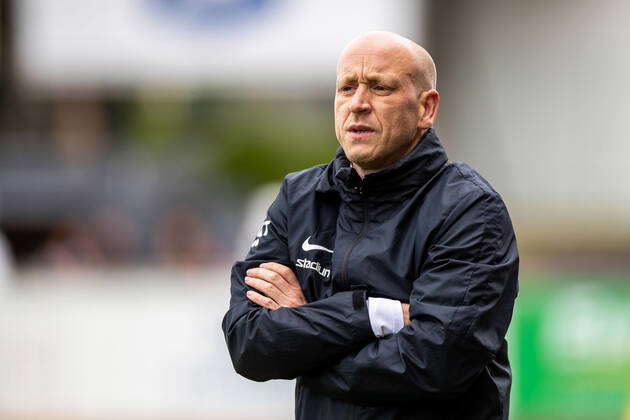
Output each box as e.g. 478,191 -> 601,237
0,269 -> 294,419
16,0 -> 422,91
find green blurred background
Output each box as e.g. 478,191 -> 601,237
510,277 -> 630,420
0,0 -> 628,419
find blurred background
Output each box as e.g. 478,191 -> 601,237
0,0 -> 628,419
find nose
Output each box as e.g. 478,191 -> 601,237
348,85 -> 371,114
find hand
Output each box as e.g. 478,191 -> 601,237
245,262 -> 307,310
401,303 -> 411,326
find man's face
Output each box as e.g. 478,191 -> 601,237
334,43 -> 423,173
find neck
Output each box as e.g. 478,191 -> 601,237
350,163 -> 373,179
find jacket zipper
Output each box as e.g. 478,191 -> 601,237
340,186 -> 370,291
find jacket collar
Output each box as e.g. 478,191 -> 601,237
315,128 -> 448,197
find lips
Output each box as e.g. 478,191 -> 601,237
347,124 -> 375,134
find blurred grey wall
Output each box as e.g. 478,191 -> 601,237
428,0 -> 630,267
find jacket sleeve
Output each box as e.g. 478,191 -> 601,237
222,178 -> 375,382
300,190 -> 519,404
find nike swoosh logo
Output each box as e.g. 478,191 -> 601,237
302,236 -> 334,253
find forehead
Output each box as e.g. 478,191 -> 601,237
336,43 -> 415,80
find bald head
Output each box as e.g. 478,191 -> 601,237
337,31 -> 436,91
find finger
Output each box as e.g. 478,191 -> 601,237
246,267 -> 294,295
246,290 -> 280,310
245,276 -> 287,305
401,303 -> 411,326
257,263 -> 307,307
258,262 -> 300,287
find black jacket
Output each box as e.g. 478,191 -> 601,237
222,129 -> 519,420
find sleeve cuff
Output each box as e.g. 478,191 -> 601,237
366,297 -> 404,337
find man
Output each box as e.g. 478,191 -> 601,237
222,31 -> 518,420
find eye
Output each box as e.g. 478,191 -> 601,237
338,85 -> 354,93
373,85 -> 389,92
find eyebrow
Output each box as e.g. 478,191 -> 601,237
337,72 -> 399,86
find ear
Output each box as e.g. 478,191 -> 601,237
418,89 -> 440,129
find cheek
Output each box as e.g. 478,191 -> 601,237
334,102 -> 348,134
334,112 -> 342,137
383,101 -> 418,136
377,105 -> 403,136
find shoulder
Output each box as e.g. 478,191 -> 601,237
429,162 -> 511,228
438,162 -> 501,200
282,163 -> 330,199
433,163 -> 517,264
265,163 -> 330,229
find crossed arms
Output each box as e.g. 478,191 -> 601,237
222,181 -> 518,405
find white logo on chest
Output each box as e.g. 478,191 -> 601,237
297,236 -> 332,278
301,236 -> 334,253
296,258 -> 331,278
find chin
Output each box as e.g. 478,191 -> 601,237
345,148 -> 370,166
344,141 -> 373,158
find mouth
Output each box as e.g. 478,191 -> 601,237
347,124 -> 376,139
